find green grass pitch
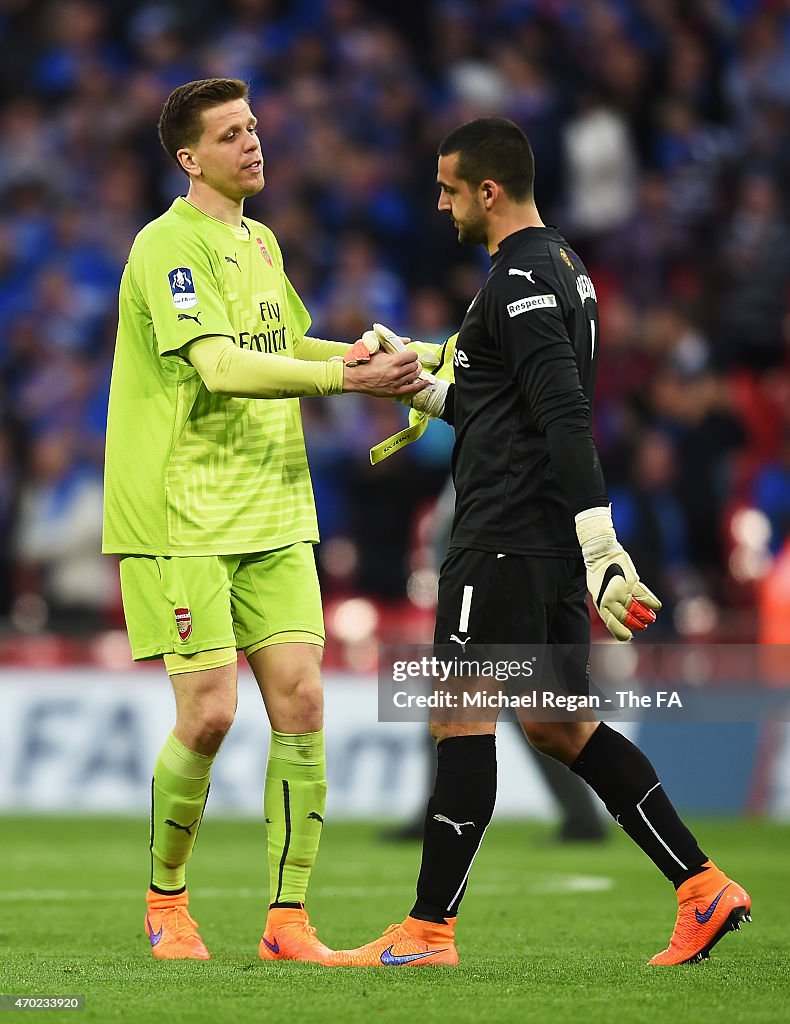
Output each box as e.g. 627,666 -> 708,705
0,816 -> 787,1023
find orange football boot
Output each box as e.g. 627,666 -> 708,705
258,905 -> 334,964
328,916 -> 458,967
145,889 -> 210,960
649,861 -> 751,965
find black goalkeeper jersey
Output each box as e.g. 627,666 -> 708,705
447,225 -> 608,557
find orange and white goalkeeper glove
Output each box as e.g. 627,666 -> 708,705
330,334 -> 381,366
575,506 -> 662,641
371,323 -> 449,418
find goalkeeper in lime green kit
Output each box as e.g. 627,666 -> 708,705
102,78 -> 425,963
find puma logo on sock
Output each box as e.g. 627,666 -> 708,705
433,814 -> 475,835
165,818 -> 198,836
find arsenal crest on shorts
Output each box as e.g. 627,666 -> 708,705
174,607 -> 192,641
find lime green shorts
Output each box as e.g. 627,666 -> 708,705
119,542 -> 325,662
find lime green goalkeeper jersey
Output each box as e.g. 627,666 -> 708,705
103,197 -> 319,556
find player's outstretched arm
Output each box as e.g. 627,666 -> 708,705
185,334 -> 426,400
575,505 -> 662,641
185,335 -> 346,397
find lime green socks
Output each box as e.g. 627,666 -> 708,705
150,728 -> 326,902
150,732 -> 214,893
264,729 -> 327,906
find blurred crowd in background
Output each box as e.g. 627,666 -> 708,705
2,0 -> 790,664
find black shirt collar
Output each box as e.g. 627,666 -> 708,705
491,225 -> 558,263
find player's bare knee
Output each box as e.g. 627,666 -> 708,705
191,704 -> 235,748
291,680 -> 324,729
271,676 -> 323,732
522,722 -> 567,759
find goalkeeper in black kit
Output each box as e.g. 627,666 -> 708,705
328,117 -> 750,969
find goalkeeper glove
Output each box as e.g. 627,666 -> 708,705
330,334 -> 381,366
373,323 -> 449,418
575,506 -> 662,641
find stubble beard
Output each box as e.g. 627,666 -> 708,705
457,202 -> 487,246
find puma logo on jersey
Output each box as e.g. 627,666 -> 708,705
576,274 -> 597,304
508,268 -> 534,282
449,633 -> 470,649
177,312 -> 202,325
433,814 -> 475,835
224,254 -> 241,270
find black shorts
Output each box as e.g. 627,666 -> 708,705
435,547 -> 590,697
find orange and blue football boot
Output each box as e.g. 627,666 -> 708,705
328,916 -> 458,967
145,889 -> 210,960
258,905 -> 334,964
649,861 -> 751,965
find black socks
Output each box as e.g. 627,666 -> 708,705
407,722 -> 706,927
411,734 -> 497,922
571,723 -> 707,887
